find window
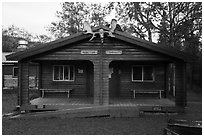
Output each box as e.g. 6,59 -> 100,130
13,67 -> 18,77
53,65 -> 74,81
132,65 -> 154,82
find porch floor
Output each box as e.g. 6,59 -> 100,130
21,97 -> 176,118
30,97 -> 175,107
109,98 -> 175,107
30,97 -> 93,106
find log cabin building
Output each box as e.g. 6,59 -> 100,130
6,24 -> 193,113
2,52 -> 18,89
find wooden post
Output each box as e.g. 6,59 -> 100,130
38,62 -> 42,97
20,61 -> 30,106
175,61 -> 187,107
102,60 -> 110,105
28,62 -> 30,102
99,41 -> 103,105
133,90 -> 136,99
165,63 -> 170,98
93,60 -> 100,105
18,62 -> 22,106
159,90 -> 162,99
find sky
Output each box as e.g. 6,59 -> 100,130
2,2 -> 116,37
2,1 -> 159,43
2,2 -> 61,36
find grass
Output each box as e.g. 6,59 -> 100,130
2,92 -> 18,114
3,117 -> 169,135
2,88 -> 202,135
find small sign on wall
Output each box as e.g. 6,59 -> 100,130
105,50 -> 122,55
81,50 -> 98,54
78,69 -> 84,74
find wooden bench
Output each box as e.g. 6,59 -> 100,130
40,89 -> 73,98
131,89 -> 164,99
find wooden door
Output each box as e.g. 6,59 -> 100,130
109,67 -> 120,98
86,62 -> 94,97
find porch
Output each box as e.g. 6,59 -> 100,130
19,97 -> 176,118
30,97 -> 175,110
25,58 -> 178,107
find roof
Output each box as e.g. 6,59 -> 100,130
2,52 -> 18,64
6,25 -> 195,62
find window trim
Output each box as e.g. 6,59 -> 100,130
13,67 -> 18,77
52,65 -> 75,82
132,65 -> 154,82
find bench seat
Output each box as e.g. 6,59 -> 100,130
131,89 -> 164,99
40,89 -> 73,98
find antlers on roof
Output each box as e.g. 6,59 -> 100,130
83,21 -> 93,34
83,21 -> 96,41
83,19 -> 117,41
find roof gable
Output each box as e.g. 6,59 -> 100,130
6,25 -> 194,62
2,52 -> 18,64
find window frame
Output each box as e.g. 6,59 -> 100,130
132,65 -> 154,82
52,65 -> 75,82
13,67 -> 18,77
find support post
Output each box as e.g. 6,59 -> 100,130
92,59 -> 110,105
175,61 -> 187,108
165,63 -> 171,98
18,61 -> 30,106
38,62 -> 42,97
93,61 -> 100,105
17,62 -> 22,106
102,60 -> 110,105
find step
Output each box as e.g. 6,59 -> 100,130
10,105 -> 109,119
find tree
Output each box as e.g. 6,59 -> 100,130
155,2 -> 202,49
2,25 -> 52,52
3,25 -> 33,41
36,34 -> 52,43
47,2 -> 112,39
2,26 -> 28,52
47,2 -> 87,39
2,34 -> 18,52
114,2 -> 202,50
88,3 -> 111,27
157,15 -> 169,46
114,2 -> 158,41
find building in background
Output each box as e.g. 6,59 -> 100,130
2,52 -> 18,89
2,40 -> 38,90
